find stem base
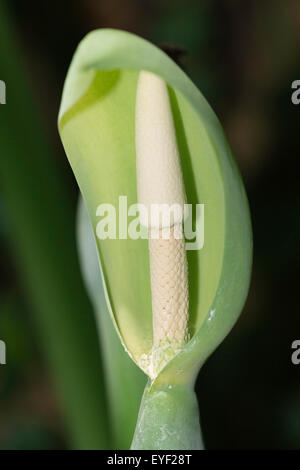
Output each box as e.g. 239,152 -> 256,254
131,382 -> 203,450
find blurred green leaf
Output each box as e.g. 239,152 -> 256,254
0,1 -> 110,449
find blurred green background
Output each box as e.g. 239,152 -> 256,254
0,0 -> 299,450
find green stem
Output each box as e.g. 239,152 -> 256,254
131,381 -> 203,450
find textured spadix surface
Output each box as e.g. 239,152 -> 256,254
136,71 -> 189,378
58,29 -> 252,386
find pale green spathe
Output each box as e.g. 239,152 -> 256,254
58,29 -> 252,449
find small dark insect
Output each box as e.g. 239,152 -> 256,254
160,43 -> 187,71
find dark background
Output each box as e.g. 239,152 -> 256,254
0,0 -> 299,449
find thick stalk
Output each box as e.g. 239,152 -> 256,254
131,381 -> 203,450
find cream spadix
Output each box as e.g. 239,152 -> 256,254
135,71 -> 189,377
135,71 -> 186,228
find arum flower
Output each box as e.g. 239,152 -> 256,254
58,29 -> 252,450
